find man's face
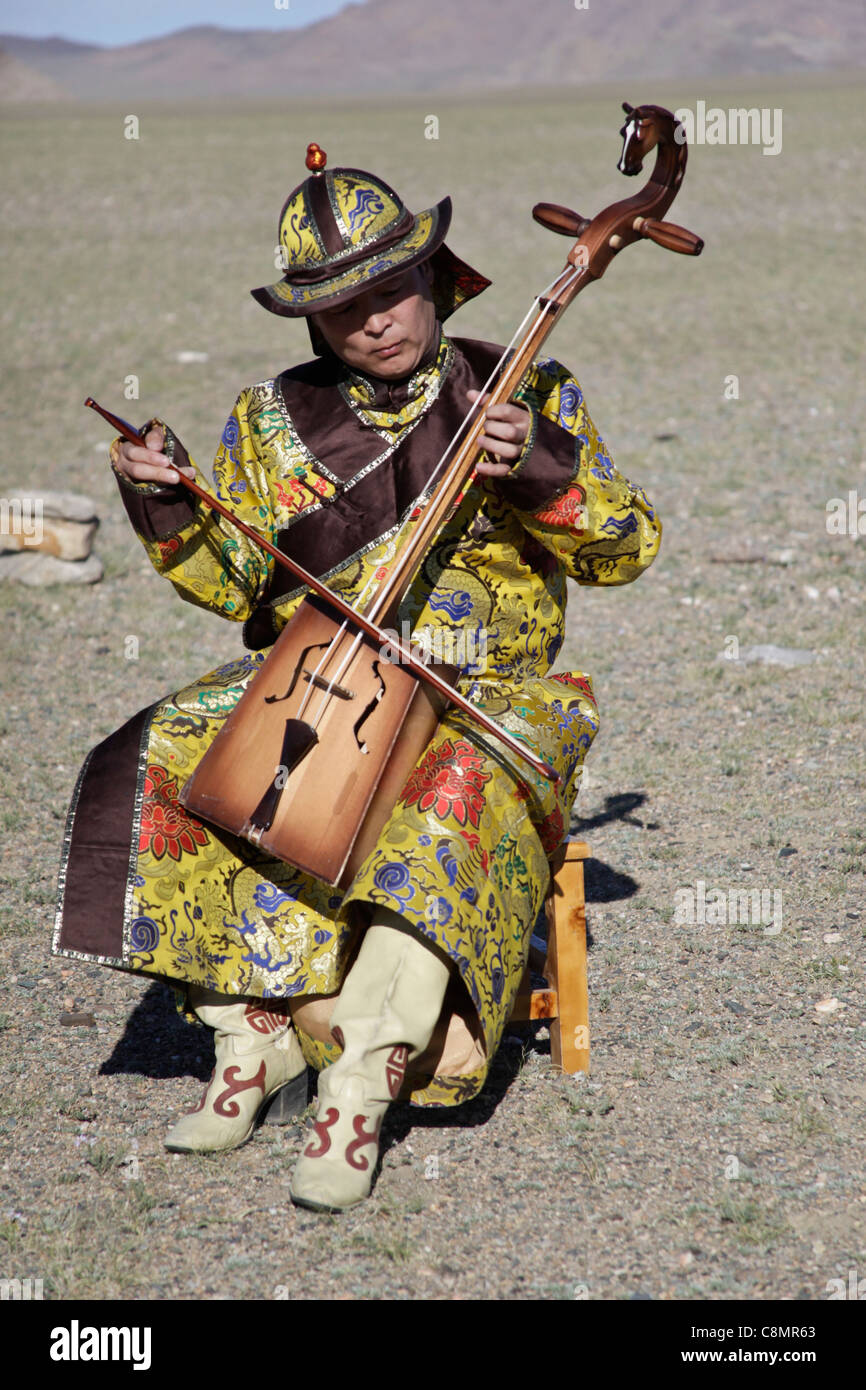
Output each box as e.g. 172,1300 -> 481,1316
310,263 -> 437,379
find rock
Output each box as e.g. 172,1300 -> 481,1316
823,932 -> 843,944
60,1011 -> 97,1027
1,516 -> 98,561
814,997 -> 842,1014
777,846 -> 798,858
0,552 -> 103,586
7,489 -> 97,523
724,999 -> 747,1016
175,350 -> 209,364
1,489 -> 99,561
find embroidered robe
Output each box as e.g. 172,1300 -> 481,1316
53,329 -> 661,1105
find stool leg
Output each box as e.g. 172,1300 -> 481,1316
547,851 -> 589,1075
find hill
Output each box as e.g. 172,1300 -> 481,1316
1,0 -> 864,103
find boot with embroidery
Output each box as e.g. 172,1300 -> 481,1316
165,989 -> 308,1154
289,922 -> 451,1212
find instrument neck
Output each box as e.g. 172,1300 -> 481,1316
363,264 -> 588,626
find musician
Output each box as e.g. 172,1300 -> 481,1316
54,151 -> 661,1211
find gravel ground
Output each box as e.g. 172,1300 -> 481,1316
1,81 -> 863,1301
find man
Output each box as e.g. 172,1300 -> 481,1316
53,149 -> 661,1211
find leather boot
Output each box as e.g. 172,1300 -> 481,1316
165,989 -> 308,1153
289,922 -> 451,1212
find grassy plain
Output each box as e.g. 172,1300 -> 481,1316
0,77 -> 863,1301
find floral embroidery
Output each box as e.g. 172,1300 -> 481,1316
139,765 -> 209,862
157,537 -> 182,564
536,806 -> 565,857
401,737 -> 491,829
551,672 -> 595,701
534,484 -> 587,530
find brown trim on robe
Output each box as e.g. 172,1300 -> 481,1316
242,337 -> 582,648
495,409 -> 580,514
54,707 -> 151,963
113,433 -> 197,541
278,357 -> 386,484
109,336 -> 584,650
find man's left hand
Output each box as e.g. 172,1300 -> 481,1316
467,390 -> 531,476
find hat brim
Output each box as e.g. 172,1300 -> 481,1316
251,197 -> 489,322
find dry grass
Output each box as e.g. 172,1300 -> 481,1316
1,79 -> 863,1300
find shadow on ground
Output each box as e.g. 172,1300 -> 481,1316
99,980 -> 213,1081
572,788 -> 652,928
98,795 -> 650,1152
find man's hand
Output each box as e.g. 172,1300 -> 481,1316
466,390 -> 531,476
113,425 -> 195,487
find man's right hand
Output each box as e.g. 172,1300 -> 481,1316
113,425 -> 195,486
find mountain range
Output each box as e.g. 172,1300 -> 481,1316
1,0 -> 864,103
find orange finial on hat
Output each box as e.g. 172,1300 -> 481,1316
305,143 -> 327,174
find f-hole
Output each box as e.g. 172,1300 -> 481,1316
263,642 -> 332,704
352,660 -> 388,754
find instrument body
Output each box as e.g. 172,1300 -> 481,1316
180,594 -> 451,886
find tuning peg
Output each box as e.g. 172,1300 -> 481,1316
532,203 -> 592,239
633,216 -> 703,256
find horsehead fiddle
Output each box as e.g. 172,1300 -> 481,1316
87,102 -> 702,888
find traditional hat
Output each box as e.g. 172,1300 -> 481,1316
250,143 -> 490,334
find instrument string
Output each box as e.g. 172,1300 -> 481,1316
420,266 -> 580,499
297,566 -> 381,723
297,265 -> 583,731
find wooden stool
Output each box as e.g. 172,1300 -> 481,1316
510,838 -> 590,1074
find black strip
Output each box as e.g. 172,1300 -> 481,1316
56,707 -> 151,960
244,338 -> 582,648
307,171 -> 344,257
114,431 -> 197,541
496,411 -> 581,512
